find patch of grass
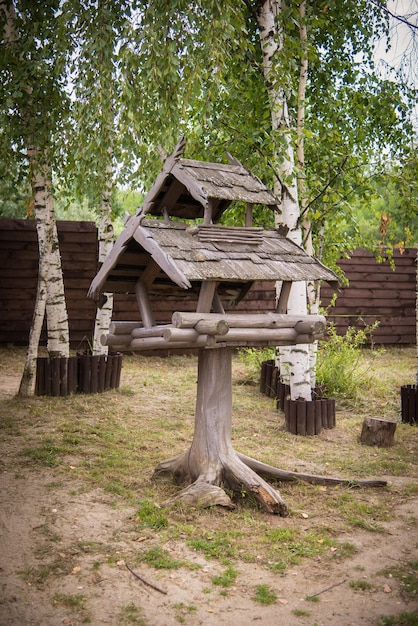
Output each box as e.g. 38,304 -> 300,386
349,579 -> 373,591
348,517 -> 386,533
118,602 -> 148,625
253,584 -> 277,605
186,530 -> 240,561
378,613 -> 418,626
292,608 -> 311,617
53,592 -> 87,610
264,526 -> 342,572
132,546 -> 191,570
20,558 -> 74,585
305,595 -> 320,602
173,602 -> 197,622
381,560 -> 418,599
134,500 -> 168,530
23,440 -> 64,467
211,564 -> 238,587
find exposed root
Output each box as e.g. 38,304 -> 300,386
238,453 -> 388,488
162,480 -> 236,510
153,448 -> 289,516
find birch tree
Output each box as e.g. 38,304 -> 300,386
1,0 -> 70,395
63,0 -> 128,354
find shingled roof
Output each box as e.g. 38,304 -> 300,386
88,137 -> 337,303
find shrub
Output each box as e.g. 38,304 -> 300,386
315,322 -> 378,400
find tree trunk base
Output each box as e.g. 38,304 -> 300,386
152,348 -> 387,516
153,448 -> 289,515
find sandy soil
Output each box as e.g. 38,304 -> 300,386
1,372 -> 417,626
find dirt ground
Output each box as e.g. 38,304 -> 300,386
1,364 -> 418,626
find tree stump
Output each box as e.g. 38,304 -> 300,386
360,418 -> 396,448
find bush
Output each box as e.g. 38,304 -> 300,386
315,322 -> 379,400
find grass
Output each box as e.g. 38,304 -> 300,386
1,346 -> 418,588
378,614 -> 418,626
253,583 -> 277,605
349,579 -> 373,591
118,602 -> 148,625
211,564 -> 238,587
380,560 -> 418,599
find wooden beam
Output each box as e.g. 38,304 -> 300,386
163,328 -> 216,346
245,203 -> 253,227
140,258 -> 161,287
276,281 -> 292,314
203,198 -> 213,225
131,325 -> 168,339
109,321 -> 142,335
214,328 -> 298,343
196,281 -> 217,313
172,311 -> 326,330
135,279 -> 155,328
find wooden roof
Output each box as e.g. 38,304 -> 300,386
148,157 -> 279,222
89,219 -> 337,299
88,137 -> 337,301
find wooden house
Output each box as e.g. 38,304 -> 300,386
88,137 -> 337,351
87,138 -> 342,515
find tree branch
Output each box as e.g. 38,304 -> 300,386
370,0 -> 418,31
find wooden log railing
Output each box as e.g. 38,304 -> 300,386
102,313 -> 327,352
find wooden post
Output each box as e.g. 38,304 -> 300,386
135,279 -> 155,328
360,418 -> 396,447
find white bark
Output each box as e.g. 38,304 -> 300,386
2,0 -> 70,393
31,152 -> 69,358
92,178 -> 115,356
257,0 -> 311,400
18,273 -> 47,396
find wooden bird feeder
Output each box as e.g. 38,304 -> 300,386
89,137 -> 383,515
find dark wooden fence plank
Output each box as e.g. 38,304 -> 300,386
0,220 -> 415,347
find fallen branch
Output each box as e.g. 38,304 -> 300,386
310,578 -> 347,598
125,562 -> 167,595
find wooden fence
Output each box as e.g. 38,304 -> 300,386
0,219 -> 415,347
0,219 -> 98,348
320,248 -> 416,345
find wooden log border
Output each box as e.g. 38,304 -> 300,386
35,352 -> 123,396
400,385 -> 418,425
260,360 -> 336,435
284,397 -> 336,436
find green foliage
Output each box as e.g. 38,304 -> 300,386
315,323 -> 379,399
0,0 -> 416,261
253,584 -> 277,605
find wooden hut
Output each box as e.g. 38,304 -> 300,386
88,137 -> 337,351
88,137 -> 340,516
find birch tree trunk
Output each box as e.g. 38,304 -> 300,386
1,0 -> 70,394
257,0 -> 311,400
92,175 -> 114,356
19,154 -> 70,395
